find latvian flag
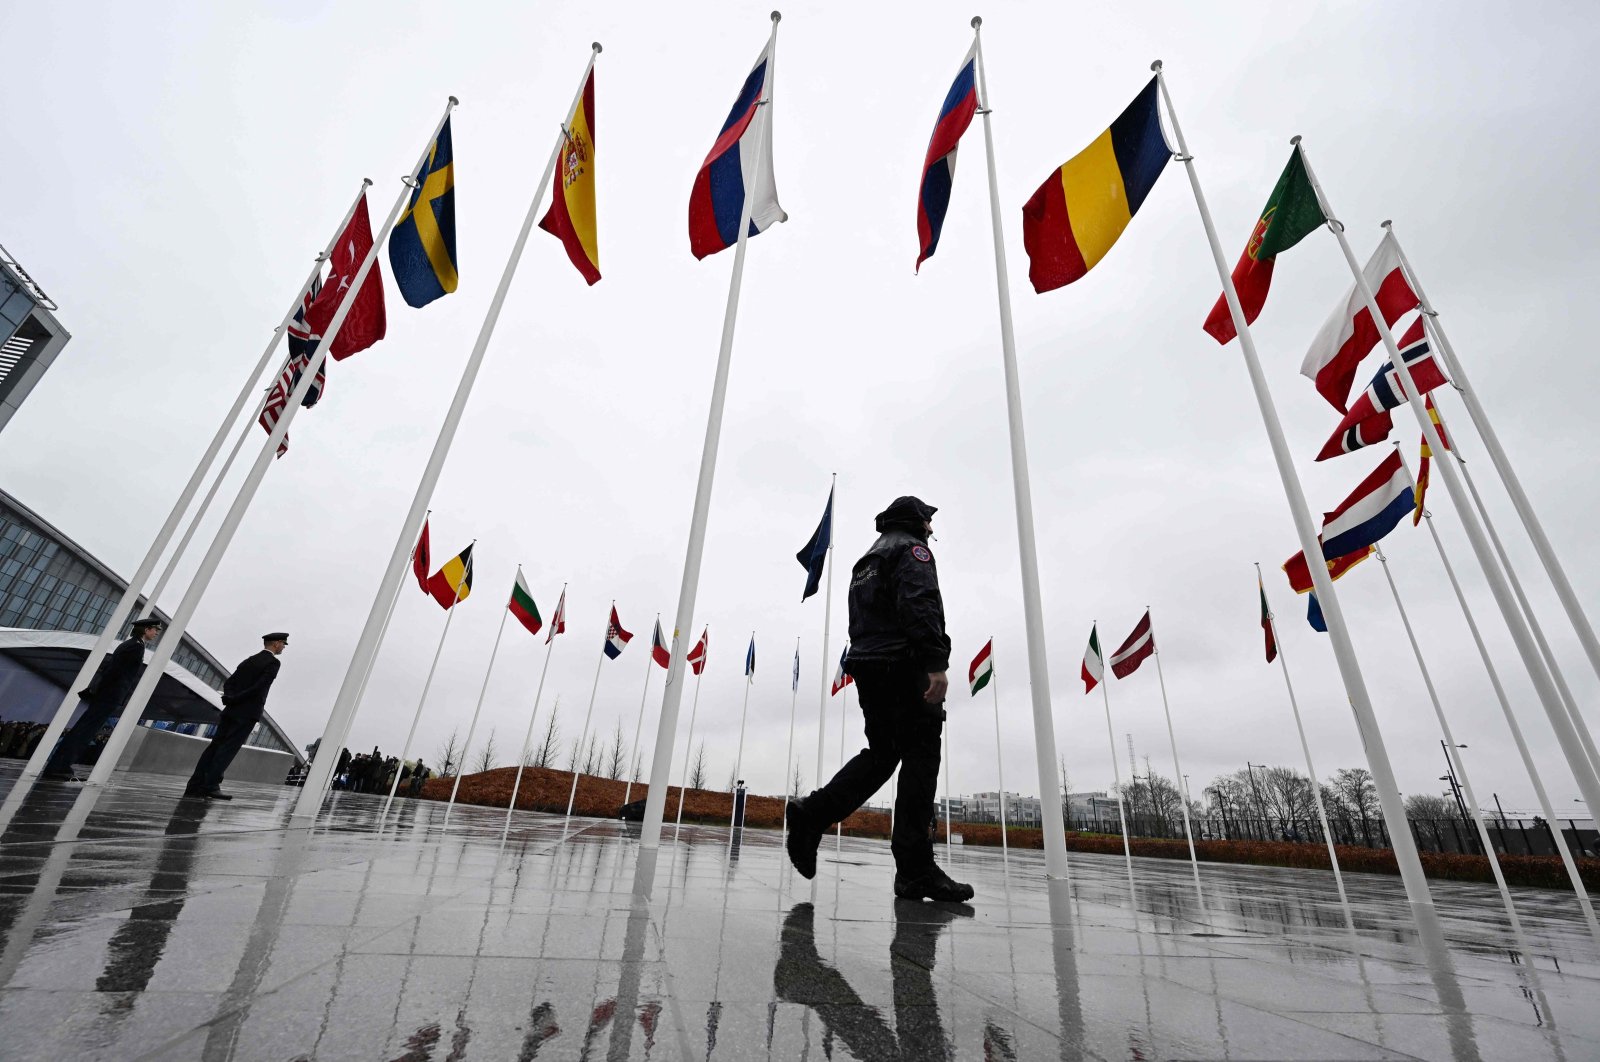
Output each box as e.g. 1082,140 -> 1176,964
1081,626 -> 1104,693
1315,317 -> 1447,462
603,606 -> 632,659
831,645 -> 852,696
651,618 -> 671,668
688,37 -> 786,260
968,639 -> 994,696
1302,231 -> 1419,413
508,568 -> 542,636
545,587 -> 567,645
915,41 -> 979,271
1109,611 -> 1155,679
687,627 -> 710,676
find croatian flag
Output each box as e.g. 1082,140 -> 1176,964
916,42 -> 979,271
1319,450 -> 1417,559
688,39 -> 786,260
831,645 -> 852,696
603,606 -> 633,659
651,618 -> 671,668
1315,317 -> 1448,461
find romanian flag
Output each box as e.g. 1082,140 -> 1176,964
390,116 -> 458,308
509,568 -> 542,636
540,69 -> 600,284
426,543 -> 473,610
1021,78 -> 1170,293
1415,395 -> 1450,525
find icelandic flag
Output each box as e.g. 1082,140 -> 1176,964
651,618 -> 671,668
688,39 -> 786,260
1315,317 -> 1448,461
795,485 -> 833,601
745,635 -> 756,680
916,42 -> 979,271
603,606 -> 633,659
1319,450 -> 1417,560
831,645 -> 852,696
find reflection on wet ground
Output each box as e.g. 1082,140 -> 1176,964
0,763 -> 1595,1060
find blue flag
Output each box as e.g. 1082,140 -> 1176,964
795,485 -> 834,601
1307,592 -> 1328,633
390,116 -> 458,308
745,635 -> 756,680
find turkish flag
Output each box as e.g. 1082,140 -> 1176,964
305,195 -> 387,360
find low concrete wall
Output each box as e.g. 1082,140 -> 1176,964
115,724 -> 294,786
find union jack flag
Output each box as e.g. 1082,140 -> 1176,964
259,278 -> 328,457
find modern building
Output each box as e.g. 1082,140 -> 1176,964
0,243 -> 70,435
0,487 -> 301,781
1067,791 -> 1124,831
969,790 -> 1044,827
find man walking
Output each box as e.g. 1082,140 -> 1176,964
184,632 -> 287,800
40,617 -> 164,779
785,496 -> 974,903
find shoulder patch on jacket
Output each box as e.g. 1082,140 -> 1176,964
910,545 -> 932,563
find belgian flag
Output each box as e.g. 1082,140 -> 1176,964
427,544 -> 473,610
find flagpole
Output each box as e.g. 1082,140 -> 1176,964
638,13 -> 781,854
19,178 -> 372,784
1151,66 -> 1436,925
1098,650 -> 1135,887
676,641 -> 707,830
622,615 -> 660,808
944,729 -> 953,862
1256,564 -> 1354,930
295,47 -> 603,821
730,631 -> 755,830
972,17 -> 1069,880
834,670 -> 848,852
1372,543 -> 1527,940
1294,140 -> 1600,826
1149,612 -> 1202,906
381,547 -> 471,821
814,473 -> 837,805
504,597 -> 562,831
780,635 -> 799,836
988,637 -> 1008,866
567,607 -> 612,819
445,568 -> 516,824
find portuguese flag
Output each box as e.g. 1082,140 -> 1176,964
1259,575 -> 1277,663
1203,146 -> 1325,344
968,639 -> 994,696
509,568 -> 542,636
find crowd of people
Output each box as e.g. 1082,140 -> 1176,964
297,744 -> 433,797
0,719 -> 51,761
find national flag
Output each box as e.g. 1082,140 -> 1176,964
651,618 -> 671,668
1259,576 -> 1277,664
509,568 -> 542,636
1022,78 -> 1169,293
831,646 -> 852,696
1202,146 -> 1325,343
539,69 -> 600,284
688,39 -> 786,260
1283,544 -> 1375,595
1109,610 -> 1155,679
745,635 -> 756,680
915,42 -> 979,271
792,644 -> 800,692
1315,317 -> 1447,461
1307,591 -> 1329,633
603,606 -> 633,659
795,485 -> 833,601
1081,626 -> 1104,694
687,627 -> 710,676
412,518 -> 432,594
1302,231 -> 1419,413
390,116 -> 458,308
546,587 -> 567,645
968,639 -> 993,696
258,348 -> 327,458
1318,450 -> 1417,559
304,196 -> 387,359
1415,395 -> 1451,525
426,544 -> 473,610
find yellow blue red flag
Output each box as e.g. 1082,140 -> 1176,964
390,117 -> 458,307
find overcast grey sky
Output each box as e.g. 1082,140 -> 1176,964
5,1 -> 1599,816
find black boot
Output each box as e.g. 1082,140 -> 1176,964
893,863 -> 975,903
785,799 -> 825,879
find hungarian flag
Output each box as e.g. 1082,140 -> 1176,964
1081,626 -> 1104,693
603,606 -> 633,659
1302,232 -> 1419,412
915,42 -> 979,271
651,618 -> 671,668
304,194 -> 387,359
426,544 -> 473,610
1259,576 -> 1277,663
411,518 -> 432,594
509,568 -> 542,636
831,646 -> 852,696
687,627 -> 710,676
968,639 -> 994,696
1109,611 -> 1155,679
545,587 -> 567,644
1202,146 -> 1325,344
1415,395 -> 1450,525
539,68 -> 600,284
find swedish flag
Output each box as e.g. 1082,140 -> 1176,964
390,116 -> 458,307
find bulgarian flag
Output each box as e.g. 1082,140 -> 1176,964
968,639 -> 994,696
1259,575 -> 1277,663
1081,626 -> 1104,694
508,567 -> 542,637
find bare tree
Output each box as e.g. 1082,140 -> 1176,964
533,702 -> 561,768
472,728 -> 500,774
604,721 -> 627,780
1405,793 -> 1460,850
688,742 -> 708,791
790,761 -> 805,799
580,732 -> 601,776
435,728 -> 463,778
1330,767 -> 1380,843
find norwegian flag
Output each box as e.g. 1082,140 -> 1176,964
258,278 -> 327,457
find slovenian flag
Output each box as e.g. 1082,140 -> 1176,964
651,618 -> 671,668
831,645 -> 852,696
688,38 -> 786,260
915,42 -> 979,271
603,606 -> 633,659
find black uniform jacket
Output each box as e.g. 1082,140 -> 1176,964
845,529 -> 951,673
221,650 -> 281,720
79,636 -> 147,709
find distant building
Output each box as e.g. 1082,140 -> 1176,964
0,244 -> 69,435
969,790 -> 1044,827
1067,791 -> 1123,830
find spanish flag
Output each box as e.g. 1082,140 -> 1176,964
1021,78 -> 1170,293
540,69 -> 600,284
426,544 -> 473,610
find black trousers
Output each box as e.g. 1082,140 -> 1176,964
42,697 -> 118,775
186,710 -> 257,793
803,661 -> 944,872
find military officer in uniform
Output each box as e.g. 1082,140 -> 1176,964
785,496 -> 975,903
40,617 -> 164,780
184,632 -> 287,800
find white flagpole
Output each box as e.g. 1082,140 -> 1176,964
1256,564 -> 1354,929
1372,543 -> 1526,940
943,730 -> 953,862
567,608 -> 612,819
445,568 -> 516,824
1098,655 -> 1135,886
639,13 -> 782,852
1149,613 -> 1202,905
1384,221 -> 1600,693
835,669 -> 848,852
381,551 -> 470,820
1295,140 -> 1600,825
814,474 -> 837,804
730,632 -> 755,830
780,635 -> 799,835
971,17 -> 1069,880
90,96 -> 460,791
503,602 -> 561,831
676,643 -> 707,829
1152,65 -> 1436,923
19,178 -> 371,784
295,46 -> 603,820
989,638 -> 1008,865
622,615 -> 660,808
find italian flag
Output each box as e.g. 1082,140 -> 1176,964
509,568 -> 542,636
1081,626 -> 1104,694
968,639 -> 994,696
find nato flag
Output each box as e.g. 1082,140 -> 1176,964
795,485 -> 834,601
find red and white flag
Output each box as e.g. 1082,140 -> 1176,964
545,588 -> 567,645
1109,611 -> 1155,679
1314,317 -> 1448,462
686,627 -> 710,676
831,646 -> 853,696
651,618 -> 671,668
1301,232 -> 1418,413
411,517 -> 431,595
303,195 -> 387,360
